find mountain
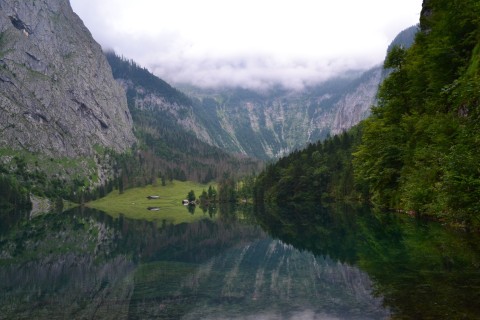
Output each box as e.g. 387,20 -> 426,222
387,24 -> 419,53
0,0 -> 135,158
105,52 -> 262,185
315,26 -> 418,139
0,0 -> 418,211
0,0 -> 137,209
117,26 -> 418,161
178,70 -> 379,160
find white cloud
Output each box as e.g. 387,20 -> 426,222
71,0 -> 422,90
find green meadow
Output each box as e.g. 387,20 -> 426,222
86,180 -> 216,223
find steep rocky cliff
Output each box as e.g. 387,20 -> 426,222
0,0 -> 135,158
186,70 -> 383,159
328,67 -> 382,135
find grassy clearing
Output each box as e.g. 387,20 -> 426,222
86,180 -> 216,223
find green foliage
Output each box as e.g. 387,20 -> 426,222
187,190 -> 196,202
207,185 -> 217,201
255,127 -> 362,204
218,174 -> 238,203
384,45 -> 407,70
0,173 -> 30,211
353,0 -> 480,227
0,147 -> 124,210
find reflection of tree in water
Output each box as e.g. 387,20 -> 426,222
0,208 -> 134,319
253,202 -> 362,263
253,202 -> 480,319
124,204 -> 389,320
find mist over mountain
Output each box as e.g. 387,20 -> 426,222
186,26 -> 419,160
102,26 -> 417,161
104,25 -> 417,161
70,0 -> 421,92
105,52 -> 262,183
181,70 -> 382,159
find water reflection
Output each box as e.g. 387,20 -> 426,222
254,203 -> 480,319
0,204 -> 479,319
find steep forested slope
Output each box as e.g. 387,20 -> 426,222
255,1 -> 480,228
254,127 -> 362,203
106,52 -> 262,185
355,0 -> 480,224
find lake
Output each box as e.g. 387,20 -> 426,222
0,203 -> 479,319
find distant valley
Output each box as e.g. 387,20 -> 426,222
108,26 -> 418,160
0,0 -> 416,210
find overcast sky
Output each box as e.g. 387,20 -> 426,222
70,0 -> 422,90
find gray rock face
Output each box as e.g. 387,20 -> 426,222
181,68 -> 383,160
0,0 -> 135,157
330,67 -> 383,135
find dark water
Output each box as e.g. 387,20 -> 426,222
0,204 -> 479,319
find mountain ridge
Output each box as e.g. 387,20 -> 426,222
107,26 -> 417,161
106,52 -> 262,185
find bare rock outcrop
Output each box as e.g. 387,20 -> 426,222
0,0 -> 135,157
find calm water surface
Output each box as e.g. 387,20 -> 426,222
0,204 -> 479,319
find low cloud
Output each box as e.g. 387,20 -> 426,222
150,55 -> 372,91
71,0 -> 421,90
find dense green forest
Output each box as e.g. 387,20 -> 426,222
255,127 -> 362,203
0,147 -> 130,210
256,0 -> 480,229
0,162 -> 31,212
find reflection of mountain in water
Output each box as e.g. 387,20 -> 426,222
254,203 -> 480,320
0,208 -> 388,319
0,255 -> 134,319
2,205 -> 479,319
0,210 -> 134,319
146,239 -> 388,320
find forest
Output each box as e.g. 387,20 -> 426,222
255,0 -> 480,229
